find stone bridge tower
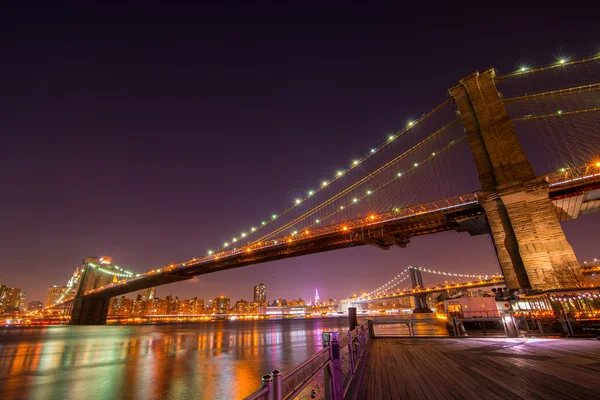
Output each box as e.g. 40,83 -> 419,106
449,70 -> 579,291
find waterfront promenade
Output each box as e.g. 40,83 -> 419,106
354,337 -> 600,400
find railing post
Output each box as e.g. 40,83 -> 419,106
347,330 -> 355,377
262,374 -> 272,400
359,325 -> 365,350
355,327 -> 362,358
348,307 -> 358,330
271,370 -> 282,400
329,332 -> 344,400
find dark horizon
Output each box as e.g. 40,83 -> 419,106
2,3 -> 599,304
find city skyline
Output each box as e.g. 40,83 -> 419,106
2,4 -> 599,304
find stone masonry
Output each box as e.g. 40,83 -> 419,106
449,69 -> 579,290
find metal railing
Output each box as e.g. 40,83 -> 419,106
243,321 -> 371,400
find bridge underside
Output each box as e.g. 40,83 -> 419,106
64,172 -> 599,324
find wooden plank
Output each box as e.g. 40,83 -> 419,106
353,337 -> 600,400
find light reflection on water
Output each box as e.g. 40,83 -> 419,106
0,318 -> 354,400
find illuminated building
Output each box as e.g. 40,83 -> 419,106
212,296 -> 230,314
233,299 -> 259,315
258,305 -> 309,316
0,287 -> 22,314
146,297 -> 168,315
182,297 -> 205,314
314,288 -> 320,304
27,301 -> 44,312
44,286 -> 67,308
166,295 -> 181,315
254,283 -> 267,303
108,296 -> 134,316
138,287 -> 156,301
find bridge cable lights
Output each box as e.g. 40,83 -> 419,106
204,108 -> 459,257
295,198 -> 302,205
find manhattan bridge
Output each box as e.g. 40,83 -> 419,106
50,55 -> 600,324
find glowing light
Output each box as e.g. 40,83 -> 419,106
342,226 -> 348,231
322,181 -> 328,187
336,170 -> 344,177
388,135 -> 395,141
233,238 -> 237,242
559,58 -> 566,65
251,227 -> 256,232
407,121 -> 414,127
560,168 -> 566,172
370,148 -> 375,153
340,206 -> 344,210
316,219 -> 320,223
308,190 -> 314,196
519,66 -> 528,72
262,221 -> 266,225
413,163 -> 418,167
293,230 -> 298,235
208,250 -> 213,255
397,172 -> 402,177
287,239 -> 292,243
557,110 -> 563,114
367,190 -> 372,195
304,230 -> 309,234
353,160 -> 359,165
241,232 -> 246,237
370,215 -> 375,220
431,152 -> 436,156
596,162 -> 600,167
272,214 -> 277,219
353,198 -> 358,203
224,242 -> 229,247
247,248 -> 251,252
295,198 -> 301,204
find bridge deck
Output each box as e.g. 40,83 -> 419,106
355,337 -> 600,400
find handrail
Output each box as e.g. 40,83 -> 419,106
243,385 -> 270,400
243,321 -> 371,400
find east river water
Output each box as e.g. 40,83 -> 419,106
0,318 -> 355,400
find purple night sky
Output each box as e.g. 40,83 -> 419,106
1,3 -> 599,303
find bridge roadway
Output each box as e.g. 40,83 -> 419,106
63,167 -> 600,305
343,276 -> 506,304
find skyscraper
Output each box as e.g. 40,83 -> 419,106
212,296 -> 230,314
253,283 -> 266,303
0,287 -> 22,313
138,287 -> 156,301
314,289 -> 320,305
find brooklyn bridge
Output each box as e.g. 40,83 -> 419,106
49,55 -> 600,325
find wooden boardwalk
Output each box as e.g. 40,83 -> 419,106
353,338 -> 600,400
